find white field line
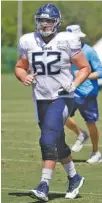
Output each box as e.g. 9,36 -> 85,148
2,146 -> 37,150
2,187 -> 102,196
2,143 -> 102,150
1,158 -> 102,164
1,158 -> 39,163
1,140 -> 37,145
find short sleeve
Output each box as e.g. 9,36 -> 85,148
89,49 -> 102,78
18,35 -> 28,58
68,36 -> 81,57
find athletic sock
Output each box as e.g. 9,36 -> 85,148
77,133 -> 85,142
40,168 -> 53,186
63,161 -> 76,178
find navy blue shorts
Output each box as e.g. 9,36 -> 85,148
37,98 -> 74,129
70,96 -> 99,122
36,98 -> 74,159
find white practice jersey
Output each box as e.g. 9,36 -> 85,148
19,31 -> 81,100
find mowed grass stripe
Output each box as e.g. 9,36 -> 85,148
2,158 -> 102,164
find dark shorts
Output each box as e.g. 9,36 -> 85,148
70,96 -> 99,122
37,97 -> 74,128
36,97 -> 74,159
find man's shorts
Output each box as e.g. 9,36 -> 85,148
37,97 -> 74,128
70,96 -> 99,122
36,98 -> 74,159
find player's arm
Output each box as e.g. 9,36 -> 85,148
15,57 -> 28,82
15,57 -> 36,86
74,70 -> 99,80
87,50 -> 102,80
88,72 -> 98,79
71,51 -> 91,87
15,35 -> 37,86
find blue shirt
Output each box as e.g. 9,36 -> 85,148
72,43 -> 102,97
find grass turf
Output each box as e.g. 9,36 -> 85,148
1,74 -> 102,203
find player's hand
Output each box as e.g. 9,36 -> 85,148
23,73 -> 37,86
65,82 -> 76,93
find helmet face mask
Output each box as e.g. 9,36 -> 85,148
36,17 -> 59,37
35,4 -> 61,37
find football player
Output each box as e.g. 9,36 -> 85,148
15,3 -> 91,201
66,25 -> 102,163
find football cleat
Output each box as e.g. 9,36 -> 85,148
29,181 -> 49,201
65,174 -> 85,199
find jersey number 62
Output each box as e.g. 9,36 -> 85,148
32,51 -> 61,75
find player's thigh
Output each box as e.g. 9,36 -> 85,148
37,100 -> 52,128
68,96 -> 84,118
37,98 -> 74,130
79,96 -> 99,122
69,100 -> 78,117
43,98 -> 74,130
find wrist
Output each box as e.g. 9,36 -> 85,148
22,75 -> 28,83
71,81 -> 76,91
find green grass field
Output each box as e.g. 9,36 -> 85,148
1,74 -> 102,203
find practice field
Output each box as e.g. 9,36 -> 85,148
1,74 -> 102,203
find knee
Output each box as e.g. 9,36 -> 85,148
57,144 -> 71,160
40,143 -> 58,161
39,123 -> 64,161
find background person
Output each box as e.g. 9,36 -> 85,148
66,25 -> 102,163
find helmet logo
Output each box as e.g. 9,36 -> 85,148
40,13 -> 50,18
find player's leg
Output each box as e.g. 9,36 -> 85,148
69,120 -> 88,152
61,156 -> 85,199
87,122 -> 99,153
83,97 -> 102,163
57,98 -> 85,199
65,98 -> 88,152
57,135 -> 85,199
29,98 -> 72,201
30,100 -> 56,201
66,116 -> 82,135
